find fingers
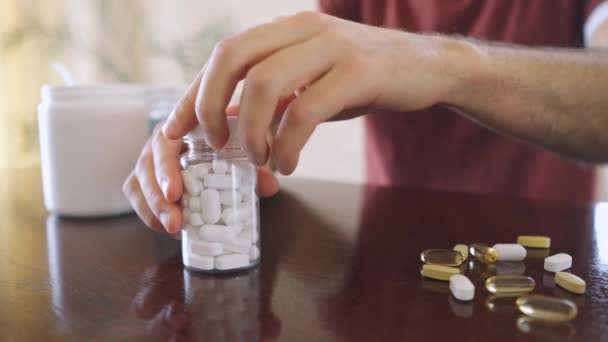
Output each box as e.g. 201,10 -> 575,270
163,66 -> 206,140
192,12 -> 327,149
152,125 -> 185,203
257,165 -> 280,197
272,63 -> 367,174
123,173 -> 165,234
133,142 -> 182,234
238,35 -> 340,165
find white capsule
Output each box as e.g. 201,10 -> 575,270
222,237 -> 251,254
230,223 -> 244,235
204,174 -> 236,189
199,225 -> 236,243
212,159 -> 229,174
221,205 -> 254,225
190,212 -> 204,227
182,208 -> 191,224
200,189 -> 221,224
249,246 -> 260,261
544,253 -> 572,273
449,274 -> 475,301
219,190 -> 242,206
493,244 -> 527,261
181,170 -> 201,195
191,163 -> 212,179
190,240 -> 223,256
189,196 -> 201,212
215,254 -> 249,270
184,254 -> 214,270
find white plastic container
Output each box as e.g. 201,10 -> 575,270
38,85 -> 149,217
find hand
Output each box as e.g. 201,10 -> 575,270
163,11 -> 460,174
123,120 -> 279,235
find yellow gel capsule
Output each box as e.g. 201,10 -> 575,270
470,243 -> 498,263
453,244 -> 469,260
485,275 -> 535,294
420,249 -> 465,266
517,235 -> 551,248
516,295 -> 578,321
421,264 -> 460,281
555,272 -> 586,294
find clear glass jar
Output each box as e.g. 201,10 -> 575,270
180,117 -> 260,273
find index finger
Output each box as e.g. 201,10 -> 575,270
162,65 -> 206,140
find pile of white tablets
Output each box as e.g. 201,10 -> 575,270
181,159 -> 259,272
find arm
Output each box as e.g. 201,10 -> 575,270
443,39 -> 608,162
163,12 -> 608,178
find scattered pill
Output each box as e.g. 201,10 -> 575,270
555,272 -> 586,294
470,243 -> 498,263
204,174 -> 236,189
219,190 -> 242,206
190,212 -> 204,227
449,274 -> 475,301
421,249 -> 465,266
544,253 -> 572,273
215,254 -> 250,271
485,275 -> 535,294
199,225 -> 236,243
212,159 -> 228,174
517,235 -> 551,249
516,295 -> 578,321
453,244 -> 469,260
182,170 -> 202,195
493,243 -> 527,261
191,240 -> 223,256
421,264 -> 460,281
200,189 -> 221,224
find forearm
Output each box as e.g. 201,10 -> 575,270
439,37 -> 608,162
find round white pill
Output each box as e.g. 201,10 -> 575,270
449,274 -> 475,301
493,244 -> 527,261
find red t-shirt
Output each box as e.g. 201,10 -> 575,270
320,0 -> 601,204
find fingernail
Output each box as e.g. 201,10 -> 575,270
161,180 -> 169,200
160,211 -> 170,231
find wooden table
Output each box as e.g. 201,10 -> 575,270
1,167 -> 607,341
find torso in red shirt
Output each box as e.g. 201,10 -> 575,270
320,0 -> 600,203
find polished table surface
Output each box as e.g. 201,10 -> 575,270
1,167 -> 608,341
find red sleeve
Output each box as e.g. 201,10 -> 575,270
318,0 -> 360,22
583,0 -> 605,19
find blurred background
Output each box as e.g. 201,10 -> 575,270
0,0 -> 605,198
